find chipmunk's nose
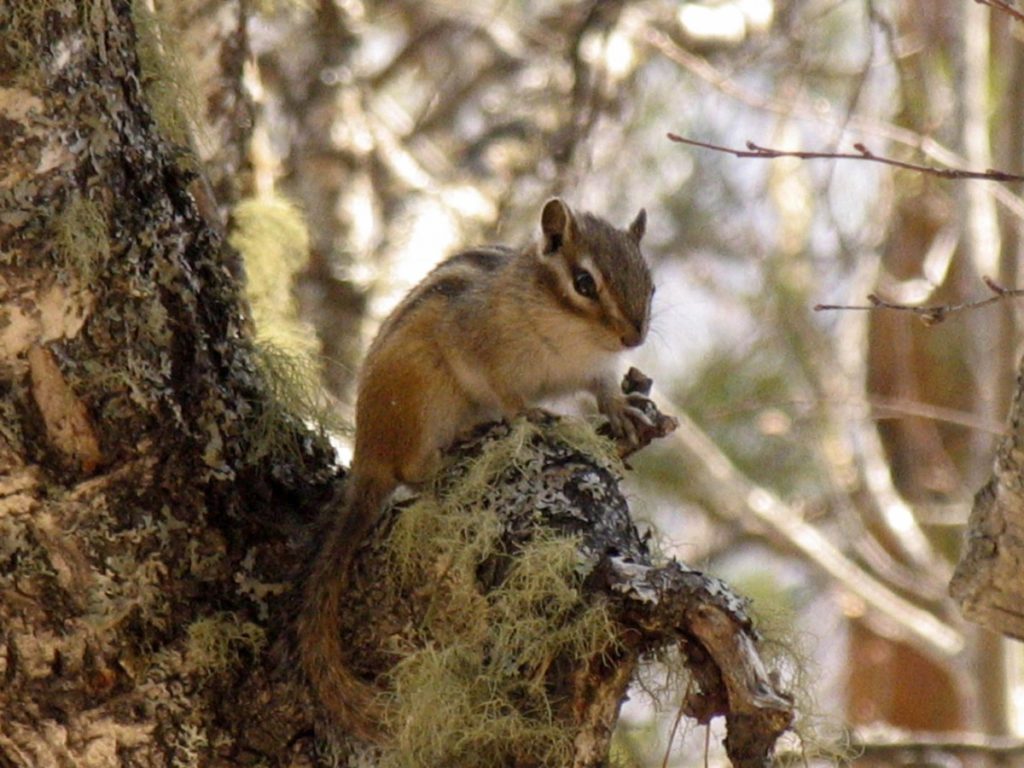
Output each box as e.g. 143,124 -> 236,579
620,322 -> 645,348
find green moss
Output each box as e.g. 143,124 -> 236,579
387,644 -> 573,767
252,0 -> 313,13
226,193 -> 346,463
52,192 -> 110,285
3,1 -> 62,80
550,416 -> 625,474
244,340 -> 346,466
185,611 -> 266,675
132,0 -> 203,152
378,421 -> 619,768
407,437 -> 806,768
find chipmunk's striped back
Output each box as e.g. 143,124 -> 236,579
372,246 -> 515,349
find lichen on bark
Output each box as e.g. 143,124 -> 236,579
294,417 -> 793,768
950,352 -> 1024,638
1,2 -> 334,765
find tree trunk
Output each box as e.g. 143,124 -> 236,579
951,350 -> 1024,639
948,4 -> 1024,651
2,1 -> 335,764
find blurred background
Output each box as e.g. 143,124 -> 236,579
169,0 -> 1024,763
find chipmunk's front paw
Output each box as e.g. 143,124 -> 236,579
598,368 -> 679,458
602,394 -> 656,444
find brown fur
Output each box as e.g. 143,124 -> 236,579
298,199 -> 653,742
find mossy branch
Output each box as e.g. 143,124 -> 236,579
300,407 -> 794,767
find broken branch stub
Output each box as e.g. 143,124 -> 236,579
596,558 -> 795,768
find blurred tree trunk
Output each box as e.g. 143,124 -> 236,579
958,0 -> 1024,635
853,0 -> 1024,742
854,0 -> 969,738
253,0 -> 367,400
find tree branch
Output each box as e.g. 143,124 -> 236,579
644,27 -> 1024,225
815,276 -> 1024,325
851,726 -> 1024,758
663,408 -> 964,658
975,0 -> 1024,24
666,133 -> 1024,183
319,412 -> 792,766
823,259 -> 953,590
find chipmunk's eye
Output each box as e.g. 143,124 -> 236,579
572,268 -> 597,299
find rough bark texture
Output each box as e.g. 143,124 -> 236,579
171,0 -> 254,210
1,3 -> 792,767
1,2 -> 335,765
950,352 -> 1024,639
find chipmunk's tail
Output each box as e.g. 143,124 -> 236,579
298,473 -> 391,743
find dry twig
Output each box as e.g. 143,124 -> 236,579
645,29 -> 1024,223
815,276 -> 1024,325
666,133 -> 1024,183
852,726 -> 1024,759
975,0 -> 1024,24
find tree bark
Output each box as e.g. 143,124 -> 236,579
314,415 -> 792,767
2,2 -> 335,764
951,351 -> 1024,639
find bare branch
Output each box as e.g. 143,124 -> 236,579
866,394 -> 1008,436
705,395 -> 1006,436
666,133 -> 1024,183
815,276 -> 1024,325
824,264 -> 954,587
975,0 -> 1024,24
663,407 -> 964,658
851,726 -> 1024,758
644,28 -> 1024,224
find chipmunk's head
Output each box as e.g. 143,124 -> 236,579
538,198 -> 654,351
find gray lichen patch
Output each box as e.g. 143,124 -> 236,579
185,611 -> 267,675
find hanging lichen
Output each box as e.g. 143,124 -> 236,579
230,194 -> 316,356
377,419 -> 620,768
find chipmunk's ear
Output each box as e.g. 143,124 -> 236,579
628,208 -> 647,243
541,198 -> 576,254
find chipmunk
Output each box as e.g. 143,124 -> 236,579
298,198 -> 654,742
